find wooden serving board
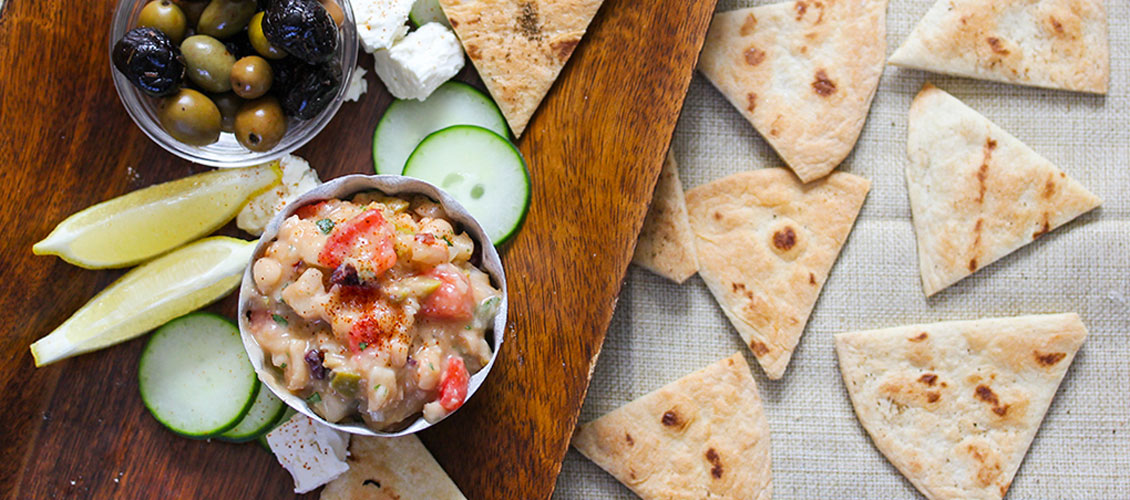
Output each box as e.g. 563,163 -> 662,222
0,0 -> 717,497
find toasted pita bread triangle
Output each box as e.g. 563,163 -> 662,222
438,0 -> 604,137
572,353 -> 771,500
835,313 -> 1087,500
685,168 -> 869,379
632,151 -> 698,283
889,0 -> 1109,94
321,435 -> 466,500
907,84 -> 1101,296
698,0 -> 887,182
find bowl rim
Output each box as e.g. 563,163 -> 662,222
237,174 -> 508,437
109,0 -> 359,168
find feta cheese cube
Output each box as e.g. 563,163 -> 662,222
265,414 -> 351,494
344,66 -> 369,102
352,0 -> 413,53
372,23 -> 465,101
237,154 -> 322,236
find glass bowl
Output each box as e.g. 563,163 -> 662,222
110,0 -> 358,168
237,175 -> 508,436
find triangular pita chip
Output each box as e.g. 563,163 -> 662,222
907,84 -> 1101,296
834,313 -> 1087,500
685,168 -> 869,379
698,0 -> 888,182
572,353 -> 771,500
438,0 -> 604,137
321,435 -> 466,500
632,150 -> 698,283
889,0 -> 1109,94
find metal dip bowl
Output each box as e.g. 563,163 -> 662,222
237,175 -> 507,436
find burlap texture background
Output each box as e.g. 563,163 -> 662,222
554,1 -> 1130,497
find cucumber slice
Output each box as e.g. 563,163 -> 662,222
373,81 -> 508,176
403,125 -> 530,245
138,313 -> 259,438
219,381 -> 287,442
409,0 -> 449,27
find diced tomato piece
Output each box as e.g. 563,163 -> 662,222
349,315 -> 386,354
438,357 -> 469,412
319,210 -> 397,276
420,264 -> 474,321
295,201 -> 330,220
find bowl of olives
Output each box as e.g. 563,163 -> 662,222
110,0 -> 357,167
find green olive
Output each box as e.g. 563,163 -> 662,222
197,0 -> 257,40
211,92 -> 241,133
248,12 -> 286,60
158,88 -> 221,146
180,35 -> 235,93
137,0 -> 188,43
234,96 -> 287,152
230,56 -> 273,99
172,0 -> 208,27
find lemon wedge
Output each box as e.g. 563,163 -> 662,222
30,237 -> 255,367
33,164 -> 280,269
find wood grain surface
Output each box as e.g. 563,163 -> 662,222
0,0 -> 717,498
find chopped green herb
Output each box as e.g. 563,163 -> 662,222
441,235 -> 453,247
306,393 -> 321,404
429,362 -> 436,371
280,363 -> 287,369
272,314 -> 288,326
464,324 -> 472,330
358,342 -> 369,350
316,218 -> 335,234
373,384 -> 382,392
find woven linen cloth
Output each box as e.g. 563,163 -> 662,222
553,0 -> 1130,498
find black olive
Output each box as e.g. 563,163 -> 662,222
262,0 -> 337,64
273,58 -> 340,119
223,30 -> 257,59
112,27 -> 186,97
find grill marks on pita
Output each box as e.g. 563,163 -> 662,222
835,313 -> 1087,500
905,84 -> 1101,296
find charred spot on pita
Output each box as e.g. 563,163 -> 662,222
1048,16 -> 1065,34
794,1 -> 807,19
551,38 -> 580,61
625,432 -> 634,445
926,391 -> 941,403
772,226 -> 797,250
661,409 -> 681,427
705,448 -> 724,478
740,13 -> 758,36
812,69 -> 836,96
918,373 -> 938,386
909,332 -> 928,342
744,47 -> 766,66
1035,351 -> 1066,366
986,37 -> 1010,55
362,479 -> 381,488
750,339 -> 770,356
746,92 -> 757,112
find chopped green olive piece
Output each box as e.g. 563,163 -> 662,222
330,371 -> 362,397
272,313 -> 288,325
316,218 -> 335,234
